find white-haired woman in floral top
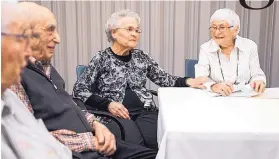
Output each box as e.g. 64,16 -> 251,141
73,9 -> 208,149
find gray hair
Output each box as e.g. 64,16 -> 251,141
105,9 -> 141,43
1,1 -> 29,34
210,8 -> 240,34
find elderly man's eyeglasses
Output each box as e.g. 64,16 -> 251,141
1,32 -> 30,50
1,32 -> 29,40
118,27 -> 142,34
209,26 -> 233,32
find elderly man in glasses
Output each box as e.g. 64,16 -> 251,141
195,8 -> 266,96
73,9 -> 209,150
1,2 -> 72,159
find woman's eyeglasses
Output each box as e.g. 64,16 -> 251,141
209,26 -> 233,32
118,27 -> 142,34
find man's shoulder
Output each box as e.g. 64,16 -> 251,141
2,89 -> 28,113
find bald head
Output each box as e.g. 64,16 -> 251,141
19,2 -> 55,20
17,2 -> 60,61
1,2 -> 30,34
18,2 -> 55,29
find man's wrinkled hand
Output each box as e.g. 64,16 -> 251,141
93,121 -> 116,156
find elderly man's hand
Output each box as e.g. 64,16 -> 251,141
211,82 -> 233,96
93,121 -> 116,156
186,77 -> 209,89
250,80 -> 265,93
108,102 -> 130,119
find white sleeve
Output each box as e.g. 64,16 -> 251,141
249,45 -> 266,84
195,47 -> 216,91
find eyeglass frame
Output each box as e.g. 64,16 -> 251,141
1,32 -> 30,50
1,32 -> 29,39
117,27 -> 142,34
209,26 -> 233,32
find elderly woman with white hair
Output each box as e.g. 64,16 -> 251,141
73,9 -> 208,149
195,8 -> 266,96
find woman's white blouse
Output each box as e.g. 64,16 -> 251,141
195,36 -> 266,91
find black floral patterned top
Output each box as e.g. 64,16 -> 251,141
73,47 -> 188,110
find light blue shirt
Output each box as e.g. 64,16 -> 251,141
1,89 -> 72,159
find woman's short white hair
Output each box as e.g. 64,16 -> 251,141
105,9 -> 141,43
210,8 -> 240,34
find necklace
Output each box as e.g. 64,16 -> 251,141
217,48 -> 239,84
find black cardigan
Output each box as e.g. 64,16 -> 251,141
21,61 -> 92,133
80,48 -> 189,112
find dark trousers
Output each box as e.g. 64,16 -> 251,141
106,118 -> 145,146
106,110 -> 158,150
72,140 -> 157,159
134,110 -> 158,150
72,120 -> 157,159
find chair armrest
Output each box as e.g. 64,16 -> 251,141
149,90 -> 158,96
72,97 -> 87,110
87,110 -> 125,141
72,97 -> 126,141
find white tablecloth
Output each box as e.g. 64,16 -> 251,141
157,88 -> 279,159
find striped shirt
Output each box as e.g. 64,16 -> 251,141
195,35 -> 266,91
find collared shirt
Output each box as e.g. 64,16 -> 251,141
1,89 -> 72,159
9,84 -> 33,113
195,35 -> 266,91
10,57 -> 97,152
